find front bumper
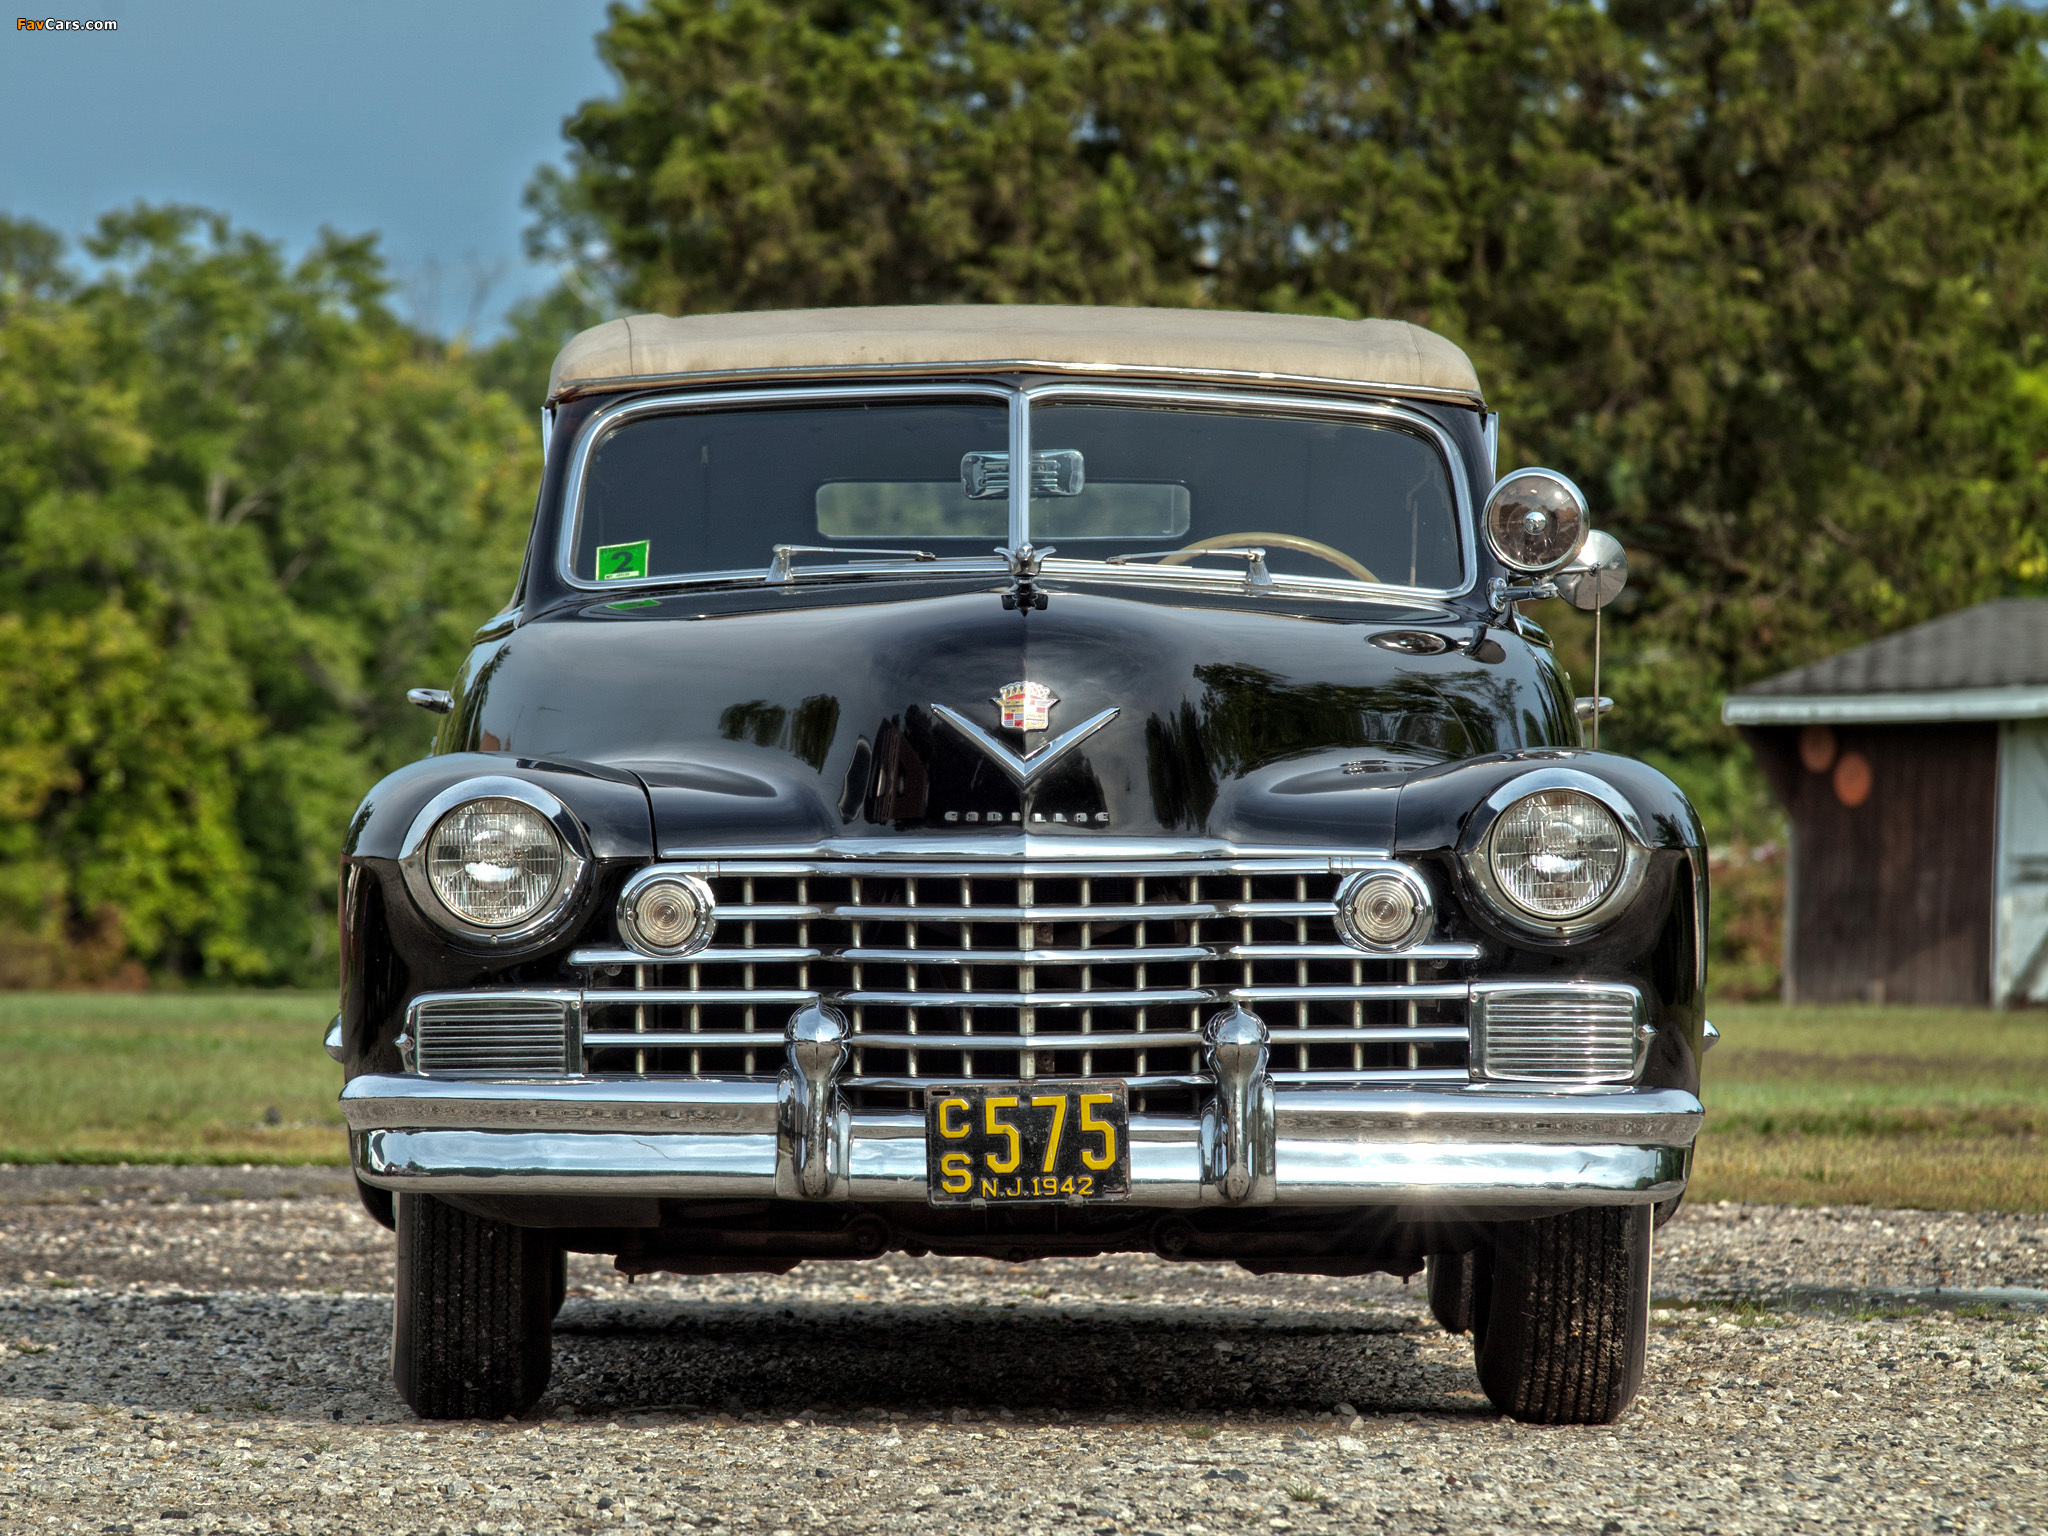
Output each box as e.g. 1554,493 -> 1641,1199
342,1075 -> 1701,1208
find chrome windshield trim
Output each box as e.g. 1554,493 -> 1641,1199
555,382 -> 1017,595
1020,381 -> 1478,602
553,378 -> 1480,602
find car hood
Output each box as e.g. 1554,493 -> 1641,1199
449,588 -> 1574,852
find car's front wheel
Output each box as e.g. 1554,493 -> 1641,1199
392,1194 -> 557,1419
1474,1205 -> 1651,1425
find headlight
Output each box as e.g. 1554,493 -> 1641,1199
426,799 -> 569,927
1486,789 -> 1626,919
1483,468 -> 1588,573
618,869 -> 716,957
1336,868 -> 1433,951
397,776 -> 591,946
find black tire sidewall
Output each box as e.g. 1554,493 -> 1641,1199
1476,1204 -> 1651,1425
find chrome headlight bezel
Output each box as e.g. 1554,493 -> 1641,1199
1333,864 -> 1436,953
1458,769 -> 1649,938
1481,467 -> 1589,574
398,777 -> 592,948
616,866 -> 718,958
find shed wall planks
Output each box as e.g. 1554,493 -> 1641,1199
1748,724 -> 1998,1005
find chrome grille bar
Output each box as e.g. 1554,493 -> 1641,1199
572,855 -> 1474,1094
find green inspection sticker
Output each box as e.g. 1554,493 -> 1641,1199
594,539 -> 650,581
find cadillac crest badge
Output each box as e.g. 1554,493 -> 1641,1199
995,680 -> 1056,732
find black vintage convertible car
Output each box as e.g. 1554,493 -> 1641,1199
332,305 -> 1707,1424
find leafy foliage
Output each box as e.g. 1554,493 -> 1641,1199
538,0 -> 2048,754
0,209 -> 535,984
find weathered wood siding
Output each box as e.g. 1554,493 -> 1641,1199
1744,724 -> 1998,1005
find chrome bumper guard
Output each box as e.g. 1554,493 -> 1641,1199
344,1072 -> 1701,1208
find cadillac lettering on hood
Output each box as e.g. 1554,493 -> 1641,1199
335,305 -> 1706,1425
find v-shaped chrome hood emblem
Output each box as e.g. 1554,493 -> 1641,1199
931,701 -> 1119,786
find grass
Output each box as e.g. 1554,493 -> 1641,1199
1693,1003 -> 2048,1212
0,992 -> 2040,1211
0,991 -> 345,1164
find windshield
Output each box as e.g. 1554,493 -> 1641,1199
1026,400 -> 1461,588
571,399 -> 1009,582
566,390 -> 1462,590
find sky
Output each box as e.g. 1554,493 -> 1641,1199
0,0 -> 617,336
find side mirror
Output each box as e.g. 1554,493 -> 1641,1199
1553,530 -> 1628,611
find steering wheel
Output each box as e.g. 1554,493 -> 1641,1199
1159,532 -> 1379,585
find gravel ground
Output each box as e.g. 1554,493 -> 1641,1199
0,1173 -> 2041,1534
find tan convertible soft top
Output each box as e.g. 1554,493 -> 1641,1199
546,305 -> 1483,407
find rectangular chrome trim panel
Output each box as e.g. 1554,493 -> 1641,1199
1469,982 -> 1647,1085
407,991 -> 581,1079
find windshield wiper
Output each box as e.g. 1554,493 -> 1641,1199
1104,546 -> 1274,593
764,545 -> 938,584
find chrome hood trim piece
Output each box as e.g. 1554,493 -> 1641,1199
930,703 -> 1120,786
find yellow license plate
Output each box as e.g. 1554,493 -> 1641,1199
923,1081 -> 1131,1205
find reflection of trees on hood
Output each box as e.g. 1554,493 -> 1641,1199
717,694 -> 842,772
1144,663 -> 1487,830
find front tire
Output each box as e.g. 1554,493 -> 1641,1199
1474,1205 -> 1651,1425
392,1194 -> 556,1419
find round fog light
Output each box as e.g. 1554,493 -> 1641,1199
1337,870 -> 1431,952
618,871 -> 716,956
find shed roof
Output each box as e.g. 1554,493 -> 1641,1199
1723,598 -> 2048,726
546,305 -> 1484,407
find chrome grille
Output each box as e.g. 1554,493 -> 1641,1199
572,859 -> 1475,1109
1469,982 -> 1645,1084
409,993 -> 579,1078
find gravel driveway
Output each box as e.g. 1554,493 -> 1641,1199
0,1168 -> 2041,1534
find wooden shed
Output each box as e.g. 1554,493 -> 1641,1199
1724,599 -> 2048,1007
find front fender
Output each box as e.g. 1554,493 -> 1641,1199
1392,750 -> 1703,856
343,753 -> 654,862
337,755 -> 656,1078
1394,750 -> 1708,1097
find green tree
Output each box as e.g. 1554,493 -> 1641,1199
0,208 -> 535,985
535,0 -> 2048,752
